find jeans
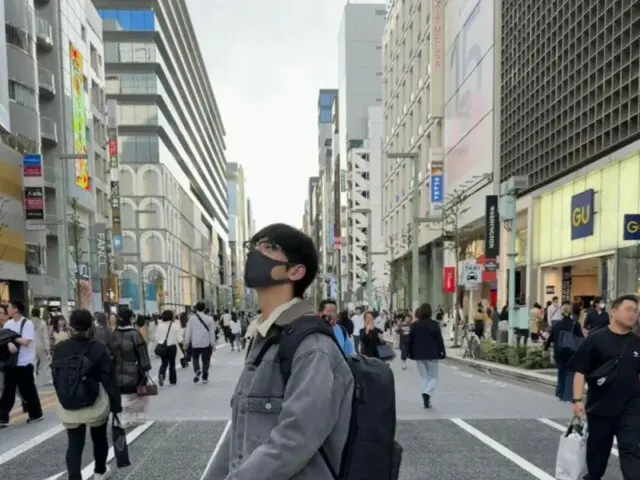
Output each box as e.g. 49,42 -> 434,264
0,364 -> 43,423
230,333 -> 238,350
158,345 -> 177,384
192,346 -> 213,380
353,335 -> 360,353
587,411 -> 640,479
555,361 -> 574,402
66,422 -> 109,480
416,360 -> 439,395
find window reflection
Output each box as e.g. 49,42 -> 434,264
116,104 -> 158,126
106,73 -> 156,94
99,10 -> 155,32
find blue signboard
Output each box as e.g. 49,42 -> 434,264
430,175 -> 443,203
570,189 -> 594,240
23,154 -> 42,166
623,214 -> 640,241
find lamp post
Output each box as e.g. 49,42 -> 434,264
387,152 -> 420,310
55,153 -> 88,317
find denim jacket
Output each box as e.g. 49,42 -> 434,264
204,300 -> 354,479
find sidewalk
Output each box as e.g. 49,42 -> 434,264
445,345 -> 558,387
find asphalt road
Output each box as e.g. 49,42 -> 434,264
0,343 -> 625,480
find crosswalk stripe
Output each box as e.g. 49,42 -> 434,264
0,424 -> 64,464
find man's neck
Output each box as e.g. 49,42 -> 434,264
259,294 -> 295,321
609,323 -> 631,335
12,315 -> 21,321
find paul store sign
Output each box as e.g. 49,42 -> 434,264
570,189 -> 595,240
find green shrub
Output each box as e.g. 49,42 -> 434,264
477,341 -> 554,369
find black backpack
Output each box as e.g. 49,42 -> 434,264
52,341 -> 100,411
253,316 -> 403,480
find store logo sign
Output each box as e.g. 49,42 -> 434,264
570,189 -> 594,240
623,214 -> 640,241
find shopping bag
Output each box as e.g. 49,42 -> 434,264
112,414 -> 131,468
555,418 -> 587,480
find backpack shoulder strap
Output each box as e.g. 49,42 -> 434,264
278,315 -> 341,385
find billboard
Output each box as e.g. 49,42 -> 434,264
22,154 -> 45,223
0,3 -> 10,132
443,0 -> 495,192
70,42 -> 89,191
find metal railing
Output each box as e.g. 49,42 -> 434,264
38,66 -> 55,93
40,116 -> 58,143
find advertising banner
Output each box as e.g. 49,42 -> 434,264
70,42 -> 89,191
561,266 -> 572,303
429,156 -> 444,218
570,189 -> 594,240
0,3 -> 10,132
429,0 -> 444,117
22,154 -> 45,222
442,266 -> 456,293
484,195 -> 500,261
95,222 -> 108,278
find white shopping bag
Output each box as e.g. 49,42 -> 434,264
555,420 -> 588,480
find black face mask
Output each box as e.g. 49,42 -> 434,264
244,249 -> 292,289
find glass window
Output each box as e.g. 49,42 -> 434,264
99,10 -> 155,31
117,104 -> 158,126
118,135 -> 160,164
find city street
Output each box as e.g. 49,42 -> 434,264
0,344 -> 624,480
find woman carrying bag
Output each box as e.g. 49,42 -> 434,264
52,309 -> 122,480
154,310 -> 180,386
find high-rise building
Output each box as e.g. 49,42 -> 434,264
338,3 -> 387,305
226,162 -> 249,310
96,2 -> 229,312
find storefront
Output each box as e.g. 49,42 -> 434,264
532,152 -> 640,306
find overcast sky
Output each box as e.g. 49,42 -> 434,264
187,0 -> 383,231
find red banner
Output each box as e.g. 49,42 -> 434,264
442,267 -> 456,293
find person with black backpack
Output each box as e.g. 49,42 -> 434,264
203,223 -> 402,480
52,309 -> 122,480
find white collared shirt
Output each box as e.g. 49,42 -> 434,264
4,317 -> 36,366
245,298 -> 302,339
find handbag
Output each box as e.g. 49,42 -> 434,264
136,373 -> 158,397
556,323 -> 582,352
377,342 -> 396,361
555,417 -> 587,480
154,322 -> 173,357
111,414 -> 131,468
586,336 -> 630,388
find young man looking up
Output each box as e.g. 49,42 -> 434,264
319,298 -> 354,355
205,223 -> 354,479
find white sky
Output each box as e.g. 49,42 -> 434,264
187,0 -> 377,231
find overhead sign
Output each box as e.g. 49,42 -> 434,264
484,195 -> 500,260
462,263 -> 482,290
623,214 -> 640,241
570,189 -> 594,240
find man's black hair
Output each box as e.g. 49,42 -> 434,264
250,223 -> 318,298
319,298 -> 337,312
416,303 -> 432,320
611,294 -> 638,310
161,309 -> 174,321
31,307 -> 40,317
195,301 -> 206,312
593,296 -> 602,303
10,299 -> 25,315
69,309 -> 93,332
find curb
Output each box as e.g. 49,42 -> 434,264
445,355 -> 558,388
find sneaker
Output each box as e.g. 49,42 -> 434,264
193,370 -> 201,383
202,379 -> 208,384
158,374 -> 165,387
0,421 -> 9,429
27,415 -> 44,424
94,466 -> 113,479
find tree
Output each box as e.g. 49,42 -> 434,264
68,197 -> 87,308
441,190 -> 470,347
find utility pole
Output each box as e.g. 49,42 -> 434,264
499,176 -> 528,344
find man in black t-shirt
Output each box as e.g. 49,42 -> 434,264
569,294 -> 640,480
583,296 -> 610,333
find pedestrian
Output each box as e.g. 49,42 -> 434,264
319,299 -> 354,355
229,314 -> 241,351
351,307 -> 364,353
154,310 -> 180,386
110,307 -> 152,427
50,315 -> 70,354
569,294 -> 640,479
184,302 -> 216,384
529,302 -> 543,342
543,304 -> 583,402
0,299 -> 44,428
31,307 -> 50,386
204,223 -> 355,478
92,312 -> 113,347
337,309 -> 355,353
547,296 -> 562,326
220,309 -> 232,344
177,312 -> 190,368
396,313 -> 412,369
584,296 -> 610,334
359,311 -> 385,358
52,309 -> 121,480
408,303 -> 446,409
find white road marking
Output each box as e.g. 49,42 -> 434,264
451,418 -> 555,479
0,424 -> 64,464
200,419 -> 231,480
538,418 -> 619,457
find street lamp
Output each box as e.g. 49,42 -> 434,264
352,208 -> 387,309
387,151 -> 420,310
55,153 -> 88,316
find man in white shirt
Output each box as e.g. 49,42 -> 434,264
0,300 -> 44,427
547,296 -> 563,326
185,302 -> 217,384
351,307 -> 364,353
220,309 -> 232,344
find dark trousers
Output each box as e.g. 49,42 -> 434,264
399,338 -> 409,361
586,410 -> 640,479
223,326 -> 232,343
192,346 -> 213,380
0,364 -> 43,423
353,335 -> 360,354
158,345 -> 177,384
555,361 -> 574,402
229,333 -> 238,350
66,422 -> 109,480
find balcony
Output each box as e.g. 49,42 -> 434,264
36,17 -> 53,51
40,116 -> 58,147
38,66 -> 56,99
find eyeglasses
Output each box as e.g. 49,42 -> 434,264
244,239 -> 282,255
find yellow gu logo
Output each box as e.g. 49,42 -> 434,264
572,205 -> 591,227
626,219 -> 639,234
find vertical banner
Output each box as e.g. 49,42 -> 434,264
429,154 -> 444,218
429,0 -> 444,117
442,266 -> 456,293
106,99 -> 123,270
484,195 -> 500,271
561,266 -> 572,303
22,154 -> 45,223
95,222 -> 108,278
69,42 -> 89,191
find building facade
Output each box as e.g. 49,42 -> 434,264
97,2 -> 229,312
226,162 -> 249,310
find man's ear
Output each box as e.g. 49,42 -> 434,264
287,264 -> 306,282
